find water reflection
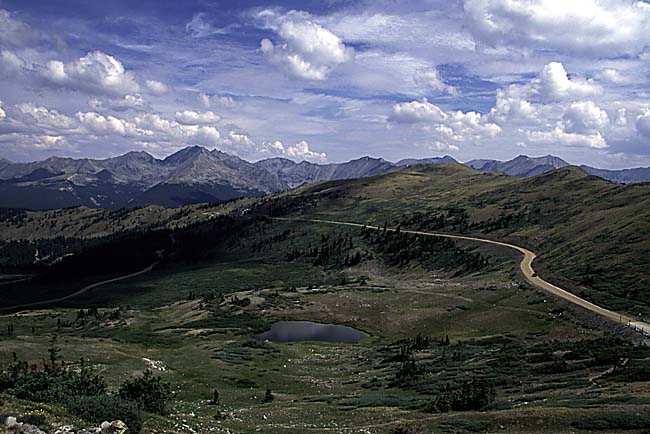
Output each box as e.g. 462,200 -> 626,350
255,321 -> 369,343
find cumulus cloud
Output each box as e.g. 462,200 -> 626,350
0,102 -> 5,120
527,127 -> 608,149
414,68 -> 458,95
32,135 -> 70,150
0,49 -> 27,76
259,140 -> 287,155
497,62 -> 601,106
463,0 -> 650,57
561,101 -> 609,134
285,140 -> 327,162
0,9 -> 37,48
1,49 -> 168,99
488,89 -> 537,124
41,51 -> 140,96
76,111 -> 148,137
175,110 -> 221,124
145,79 -> 169,95
224,131 -> 255,148
595,68 -> 627,84
389,99 -> 447,123
637,111 -> 650,139
11,103 -> 77,131
259,139 -> 326,162
257,10 -> 354,80
532,62 -> 600,100
429,141 -> 460,152
390,98 -> 501,142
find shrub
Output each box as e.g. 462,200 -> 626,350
118,369 -> 171,414
66,395 -> 144,432
2,366 -> 106,403
425,379 -> 496,413
17,412 -> 49,430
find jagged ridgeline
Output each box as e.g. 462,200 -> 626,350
1,147 -> 649,211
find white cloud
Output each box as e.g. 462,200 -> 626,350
285,140 -> 327,162
414,68 -> 458,95
185,13 -> 232,38
12,103 -> 77,131
636,111 -> 650,139
133,113 -> 222,145
175,110 -> 221,125
41,51 -> 140,96
497,62 -> 601,106
200,93 -> 238,109
389,99 -> 448,123
531,62 -> 600,100
257,10 -> 354,80
595,68 -> 626,84
429,141 -> 460,152
258,139 -> 326,162
76,111 -> 149,137
32,135 -> 70,150
463,0 -> 650,57
259,140 -> 287,155
145,79 -> 169,95
88,94 -> 149,112
224,131 -> 255,148
489,89 -> 537,124
0,101 -> 5,120
390,98 -> 501,142
527,127 -> 608,149
0,9 -> 37,48
0,49 -> 27,76
561,101 -> 609,134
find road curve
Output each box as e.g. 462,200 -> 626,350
0,262 -> 157,314
275,217 -> 650,336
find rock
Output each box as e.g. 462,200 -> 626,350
100,420 -> 128,434
5,416 -> 24,431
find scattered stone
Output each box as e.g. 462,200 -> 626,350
5,417 -> 24,431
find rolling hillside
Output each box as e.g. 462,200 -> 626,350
260,163 -> 650,315
1,163 -> 648,316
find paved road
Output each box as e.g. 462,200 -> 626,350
0,262 -> 157,313
276,217 -> 650,336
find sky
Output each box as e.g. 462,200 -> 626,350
0,0 -> 650,168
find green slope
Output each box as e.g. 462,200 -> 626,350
259,163 -> 650,315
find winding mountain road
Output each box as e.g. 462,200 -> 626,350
275,217 -> 650,336
0,262 -> 157,314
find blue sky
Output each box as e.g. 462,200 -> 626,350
1,0 -> 650,168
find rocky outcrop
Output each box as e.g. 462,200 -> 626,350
3,416 -> 128,434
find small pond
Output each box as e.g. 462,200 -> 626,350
255,321 -> 369,343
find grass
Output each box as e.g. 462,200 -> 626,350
1,166 -> 650,432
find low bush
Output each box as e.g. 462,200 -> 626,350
118,369 -> 171,415
66,395 -> 144,432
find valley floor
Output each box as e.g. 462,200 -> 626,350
1,219 -> 650,433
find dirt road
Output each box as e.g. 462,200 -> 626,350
276,217 -> 650,336
0,262 -> 157,313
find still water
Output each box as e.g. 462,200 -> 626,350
255,321 -> 369,343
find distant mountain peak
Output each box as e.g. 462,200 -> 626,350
163,145 -> 211,165
396,155 -> 458,167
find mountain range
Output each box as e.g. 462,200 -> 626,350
0,148 -> 648,210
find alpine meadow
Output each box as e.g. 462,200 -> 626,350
1,1 -> 650,434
